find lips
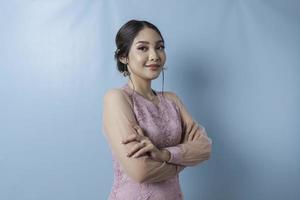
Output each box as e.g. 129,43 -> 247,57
146,64 -> 160,68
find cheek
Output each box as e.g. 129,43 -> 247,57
160,52 -> 166,63
129,51 -> 146,63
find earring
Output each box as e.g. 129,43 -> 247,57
162,66 -> 167,70
123,64 -> 131,77
123,70 -> 130,77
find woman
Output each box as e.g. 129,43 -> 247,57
103,19 -> 212,200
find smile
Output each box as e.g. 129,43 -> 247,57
146,64 -> 160,68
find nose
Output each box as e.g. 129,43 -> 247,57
149,48 -> 159,61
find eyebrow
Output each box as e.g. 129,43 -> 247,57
135,40 -> 164,45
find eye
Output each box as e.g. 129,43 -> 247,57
157,45 -> 165,50
137,46 -> 148,51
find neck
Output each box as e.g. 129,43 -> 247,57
127,77 -> 154,98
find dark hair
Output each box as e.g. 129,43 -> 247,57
114,19 -> 164,74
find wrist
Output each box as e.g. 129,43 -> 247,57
161,149 -> 171,162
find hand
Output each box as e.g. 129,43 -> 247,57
122,125 -> 170,162
185,122 -> 204,142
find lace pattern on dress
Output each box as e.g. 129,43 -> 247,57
108,84 -> 184,200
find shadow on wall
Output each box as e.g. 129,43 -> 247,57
172,51 -> 253,200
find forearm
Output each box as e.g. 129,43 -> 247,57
141,158 -> 183,183
164,126 -> 212,166
164,139 -> 211,166
161,149 -> 186,172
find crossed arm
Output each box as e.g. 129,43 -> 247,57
102,89 -> 212,183
163,92 -> 212,167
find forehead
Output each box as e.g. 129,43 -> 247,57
133,27 -> 163,44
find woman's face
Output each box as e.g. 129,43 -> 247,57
125,27 -> 166,81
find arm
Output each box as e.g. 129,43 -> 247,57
102,89 -> 182,183
163,92 -> 212,166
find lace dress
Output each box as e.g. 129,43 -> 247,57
103,83 -> 212,200
109,84 -> 184,200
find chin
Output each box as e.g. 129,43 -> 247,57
149,72 -> 161,80
140,70 -> 162,80
144,75 -> 159,81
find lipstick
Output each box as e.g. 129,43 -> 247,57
146,64 -> 160,71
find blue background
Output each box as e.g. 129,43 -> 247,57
1,0 -> 299,199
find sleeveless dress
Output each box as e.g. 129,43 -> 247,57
108,83 -> 184,200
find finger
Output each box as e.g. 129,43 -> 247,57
127,143 -> 145,157
188,132 -> 195,141
194,132 -> 201,140
198,124 -> 207,136
196,125 -> 207,139
122,134 -> 138,144
188,123 -> 199,141
193,130 -> 207,141
134,126 -> 144,136
132,144 -> 153,158
132,124 -> 139,130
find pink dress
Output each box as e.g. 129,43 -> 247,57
109,84 -> 184,200
103,83 -> 212,200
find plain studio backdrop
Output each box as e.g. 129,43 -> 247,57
0,0 -> 299,199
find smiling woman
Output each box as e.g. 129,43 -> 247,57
121,27 -> 166,83
102,19 -> 212,200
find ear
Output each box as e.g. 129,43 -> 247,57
119,56 -> 128,65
